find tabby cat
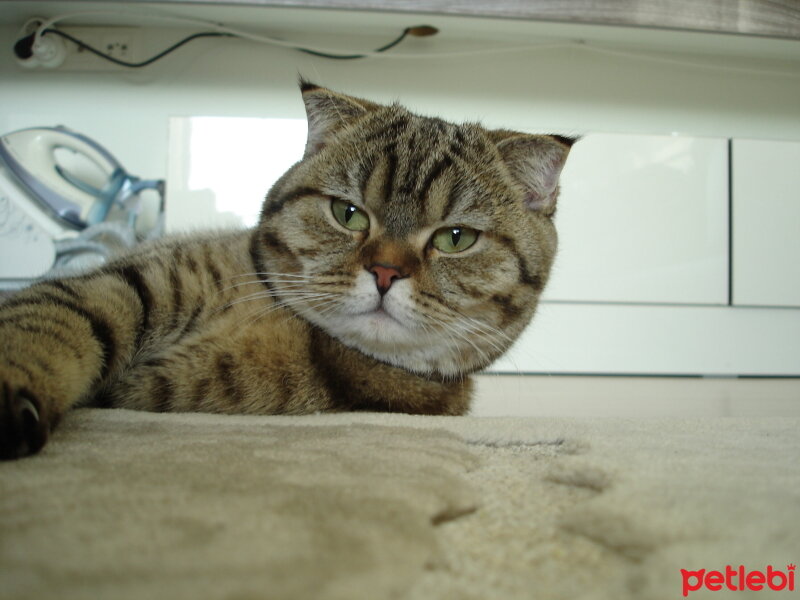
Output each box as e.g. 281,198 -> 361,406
0,81 -> 575,459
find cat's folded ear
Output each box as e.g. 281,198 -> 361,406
493,133 -> 577,216
300,79 -> 379,157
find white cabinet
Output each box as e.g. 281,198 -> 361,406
732,139 -> 800,307
492,133 -> 800,376
544,134 -> 729,305
491,303 -> 800,376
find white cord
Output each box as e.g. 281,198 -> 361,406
26,8 -> 800,78
29,9 -> 410,57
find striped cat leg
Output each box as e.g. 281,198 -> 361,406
0,271 -> 145,459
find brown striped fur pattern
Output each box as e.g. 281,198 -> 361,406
0,82 -> 574,459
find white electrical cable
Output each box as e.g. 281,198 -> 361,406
24,9 -> 800,78
29,9 -> 418,57
28,9 -> 576,60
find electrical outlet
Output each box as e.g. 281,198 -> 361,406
54,26 -> 142,70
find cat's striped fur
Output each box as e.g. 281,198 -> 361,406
0,81 -> 574,459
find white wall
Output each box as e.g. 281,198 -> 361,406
2,3 -> 799,378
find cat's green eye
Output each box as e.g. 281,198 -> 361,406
331,199 -> 370,232
431,227 -> 479,254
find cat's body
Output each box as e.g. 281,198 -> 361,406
0,82 -> 574,459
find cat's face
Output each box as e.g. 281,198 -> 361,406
255,82 -> 574,377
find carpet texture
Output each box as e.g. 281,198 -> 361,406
1,410 -> 798,599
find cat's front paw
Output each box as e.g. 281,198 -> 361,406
0,382 -> 52,460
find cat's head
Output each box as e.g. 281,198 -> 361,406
255,81 -> 575,377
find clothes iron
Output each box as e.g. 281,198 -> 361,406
0,126 -> 164,287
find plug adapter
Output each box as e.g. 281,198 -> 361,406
14,21 -> 67,68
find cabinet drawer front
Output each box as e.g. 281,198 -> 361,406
545,134 -> 729,305
732,139 -> 800,307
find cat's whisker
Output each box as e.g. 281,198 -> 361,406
455,319 -> 522,374
215,272 -> 314,293
226,272 -> 315,281
239,271 -> 351,285
456,320 -> 509,355
433,308 -> 518,373
244,304 -> 299,329
457,318 -> 523,375
261,298 -> 343,329
242,295 -> 340,328
214,290 -> 275,313
450,326 -> 493,366
217,288 -> 337,314
217,271 -> 350,294
424,312 -> 492,371
411,292 -> 517,349
430,305 -> 522,373
422,317 -> 464,373
314,301 -> 345,320
218,277 -> 327,295
462,316 -> 516,343
269,289 -> 334,295
218,280 -> 283,294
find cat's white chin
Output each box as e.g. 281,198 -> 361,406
329,307 -> 426,356
298,273 -> 472,377
357,307 -> 404,329
323,308 -> 471,377
305,309 -> 462,376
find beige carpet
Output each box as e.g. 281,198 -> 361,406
1,410 -> 798,600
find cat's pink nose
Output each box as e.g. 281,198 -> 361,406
368,264 -> 404,296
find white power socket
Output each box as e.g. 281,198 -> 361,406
56,26 -> 142,70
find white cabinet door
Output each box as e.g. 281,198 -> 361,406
543,134 -> 729,304
732,139 -> 800,307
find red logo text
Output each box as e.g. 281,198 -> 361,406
681,564 -> 795,597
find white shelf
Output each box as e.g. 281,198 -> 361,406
12,0 -> 798,39
2,0 -> 800,66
